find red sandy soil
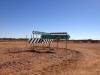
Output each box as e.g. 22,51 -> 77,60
0,41 -> 100,75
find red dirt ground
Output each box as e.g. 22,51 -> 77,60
0,40 -> 100,75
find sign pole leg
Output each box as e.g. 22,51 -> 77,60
33,32 -> 34,50
49,40 -> 50,50
66,38 -> 67,50
57,39 -> 58,50
26,35 -> 27,48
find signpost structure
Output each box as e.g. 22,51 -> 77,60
30,31 -> 70,50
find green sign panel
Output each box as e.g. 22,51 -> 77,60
32,31 -> 49,34
41,34 -> 70,39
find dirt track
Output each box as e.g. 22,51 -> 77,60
67,43 -> 100,75
0,41 -> 100,75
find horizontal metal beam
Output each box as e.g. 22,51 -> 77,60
32,31 -> 67,35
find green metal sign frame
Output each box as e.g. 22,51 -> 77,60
32,31 -> 49,35
41,34 -> 70,39
32,31 -> 70,40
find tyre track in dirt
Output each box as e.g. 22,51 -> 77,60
63,48 -> 100,75
36,48 -> 100,75
32,49 -> 83,75
0,48 -> 83,75
0,44 -> 100,75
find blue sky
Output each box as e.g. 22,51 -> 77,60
0,0 -> 100,39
